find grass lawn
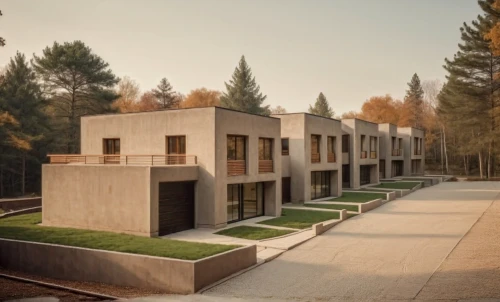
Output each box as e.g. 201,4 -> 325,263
0,213 -> 238,260
327,192 -> 386,203
305,203 -> 359,212
0,209 -> 4,214
215,226 -> 294,240
359,188 -> 394,193
258,208 -> 339,229
373,181 -> 421,190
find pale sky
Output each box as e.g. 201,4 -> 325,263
0,0 -> 482,115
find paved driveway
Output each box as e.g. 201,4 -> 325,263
127,182 -> 500,302
203,181 -> 500,301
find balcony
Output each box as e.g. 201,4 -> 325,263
227,160 -> 246,176
327,153 -> 336,163
48,154 -> 197,165
259,160 -> 273,173
311,153 -> 321,163
392,149 -> 403,156
370,151 -> 377,159
360,151 -> 367,159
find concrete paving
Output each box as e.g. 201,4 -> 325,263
130,182 -> 500,301
200,181 -> 500,301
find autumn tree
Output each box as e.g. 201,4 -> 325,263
136,92 -> 161,112
341,111 -> 360,119
309,92 -> 334,118
181,88 -> 220,108
113,76 -> 140,113
152,78 -> 179,109
486,0 -> 500,55
221,55 -> 270,115
271,106 -> 287,114
0,10 -> 5,47
357,95 -> 402,124
32,41 -> 119,153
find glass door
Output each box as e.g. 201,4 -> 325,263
227,183 -> 264,223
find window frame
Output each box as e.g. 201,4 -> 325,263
103,138 -> 120,155
281,138 -> 289,156
166,136 -> 186,155
259,137 -> 273,160
227,135 -> 247,161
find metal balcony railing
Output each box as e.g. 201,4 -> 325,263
48,154 -> 197,165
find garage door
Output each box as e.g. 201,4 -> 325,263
158,181 -> 195,236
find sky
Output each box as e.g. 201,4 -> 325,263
0,0 -> 483,115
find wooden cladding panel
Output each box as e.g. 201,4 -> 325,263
360,151 -> 367,159
311,153 -> 320,163
259,160 -> 273,173
227,160 -> 246,176
327,153 -> 336,163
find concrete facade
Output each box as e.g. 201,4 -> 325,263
378,123 -> 405,178
398,127 -> 425,176
341,119 -> 380,189
272,113 -> 342,202
43,107 -> 282,236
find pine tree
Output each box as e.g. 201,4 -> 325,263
308,92 -> 334,118
32,41 -> 119,154
441,0 -> 500,178
0,52 -> 49,196
220,56 -> 270,116
400,73 -> 425,128
152,78 -> 179,109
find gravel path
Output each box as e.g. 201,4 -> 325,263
200,181 -> 500,301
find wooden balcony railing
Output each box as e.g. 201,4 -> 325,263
414,150 -> 422,156
48,154 -> 197,165
360,151 -> 367,159
327,153 -> 336,163
392,149 -> 403,156
370,151 -> 377,159
227,160 -> 246,176
311,153 -> 321,163
259,160 -> 273,173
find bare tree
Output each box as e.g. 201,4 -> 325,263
271,106 -> 287,114
113,76 -> 140,113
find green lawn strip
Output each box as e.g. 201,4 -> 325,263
373,181 -> 421,190
359,188 -> 394,193
0,209 -> 4,214
215,226 -> 294,240
305,203 -> 358,212
0,213 -> 238,260
258,208 -> 339,229
326,192 -> 386,203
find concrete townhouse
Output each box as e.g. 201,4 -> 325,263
42,107 -> 282,237
341,119 -> 380,189
398,127 -> 425,176
272,113 -> 343,203
378,123 -> 405,179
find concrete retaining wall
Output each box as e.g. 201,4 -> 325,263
0,197 -> 41,211
312,210 -> 346,235
0,207 -> 41,219
0,239 -> 256,294
359,199 -> 382,213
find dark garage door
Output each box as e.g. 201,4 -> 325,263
158,181 -> 195,236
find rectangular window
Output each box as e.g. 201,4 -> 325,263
361,135 -> 366,152
342,135 -> 349,153
391,137 -> 396,150
103,138 -> 120,154
227,135 -> 246,160
259,138 -> 273,160
360,165 -> 371,185
166,136 -> 186,154
327,136 -> 336,153
311,135 -> 321,163
281,138 -> 289,156
370,136 -> 377,158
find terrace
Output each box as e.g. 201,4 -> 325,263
47,154 -> 198,166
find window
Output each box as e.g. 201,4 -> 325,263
167,136 -> 186,154
391,137 -> 396,150
282,138 -> 289,156
227,183 -> 264,223
327,136 -> 336,154
311,135 -> 321,163
360,165 -> 371,185
370,136 -> 377,158
342,135 -> 349,153
259,138 -> 273,160
103,139 -> 120,154
311,171 -> 331,200
360,135 -> 366,151
227,136 -> 246,160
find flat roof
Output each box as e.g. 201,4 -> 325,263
82,106 -> 280,120
341,118 -> 379,126
271,112 -> 341,122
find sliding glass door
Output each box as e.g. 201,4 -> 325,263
311,171 -> 331,200
227,183 -> 264,223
